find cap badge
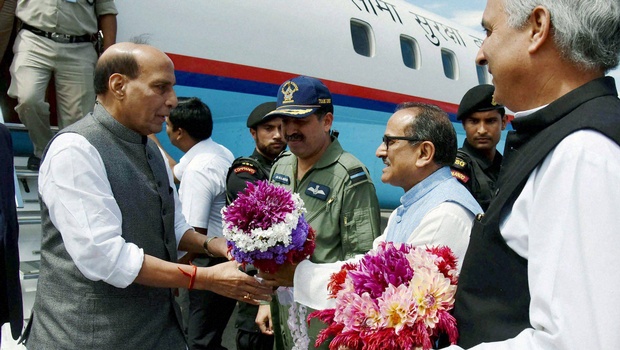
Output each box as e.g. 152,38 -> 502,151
281,81 -> 299,104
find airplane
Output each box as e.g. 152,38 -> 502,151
109,0 -> 501,209
2,0 -> 620,208
0,2 -> 493,343
3,1 -> 620,346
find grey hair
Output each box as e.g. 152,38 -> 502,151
395,102 -> 457,167
503,0 -> 620,72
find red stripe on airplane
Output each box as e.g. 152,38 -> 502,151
167,53 -> 459,114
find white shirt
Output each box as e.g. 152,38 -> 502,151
39,133 -> 193,288
447,130 -> 620,349
293,202 -> 474,310
173,138 -> 234,236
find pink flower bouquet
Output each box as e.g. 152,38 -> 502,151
309,242 -> 459,350
221,180 -> 315,273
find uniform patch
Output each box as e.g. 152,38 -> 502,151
348,167 -> 368,184
305,182 -> 330,201
272,173 -> 291,185
451,169 -> 470,183
453,157 -> 467,169
233,166 -> 257,175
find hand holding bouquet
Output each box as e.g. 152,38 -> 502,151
309,242 -> 459,350
222,180 -> 315,274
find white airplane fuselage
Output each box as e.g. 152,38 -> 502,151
114,0 -> 500,208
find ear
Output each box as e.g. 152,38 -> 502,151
501,115 -> 508,130
109,73 -> 127,100
249,128 -> 258,141
528,6 -> 552,54
322,112 -> 334,133
175,127 -> 186,141
415,141 -> 436,167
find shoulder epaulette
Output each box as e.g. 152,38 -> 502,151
452,150 -> 471,170
348,166 -> 368,184
337,153 -> 371,185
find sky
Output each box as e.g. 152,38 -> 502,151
412,0 -> 487,30
408,0 -> 620,85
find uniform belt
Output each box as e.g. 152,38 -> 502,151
22,23 -> 95,44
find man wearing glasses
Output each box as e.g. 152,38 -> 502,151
259,102 -> 482,320
451,85 -> 507,211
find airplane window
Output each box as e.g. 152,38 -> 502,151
350,20 -> 374,57
400,35 -> 420,70
441,48 -> 458,80
476,64 -> 490,84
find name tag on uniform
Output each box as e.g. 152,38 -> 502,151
272,173 -> 290,185
305,182 -> 330,201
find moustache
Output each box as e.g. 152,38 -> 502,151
286,134 -> 304,142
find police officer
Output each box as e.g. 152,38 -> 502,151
451,84 -> 507,211
226,101 -> 285,350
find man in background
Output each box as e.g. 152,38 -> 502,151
163,97 -> 236,350
226,101 -> 285,350
450,84 -> 506,211
262,76 -> 381,349
225,101 -> 285,203
8,0 -> 117,171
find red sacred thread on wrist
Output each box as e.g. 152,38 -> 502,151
178,262 -> 197,290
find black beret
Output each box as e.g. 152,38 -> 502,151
457,84 -> 504,121
247,102 -> 277,128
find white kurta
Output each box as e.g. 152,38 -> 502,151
39,133 -> 192,288
447,130 -> 620,349
293,201 -> 475,310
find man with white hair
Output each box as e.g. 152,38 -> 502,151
451,0 -> 620,348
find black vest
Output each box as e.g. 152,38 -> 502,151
454,77 -> 620,347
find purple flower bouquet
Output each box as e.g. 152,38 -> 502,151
221,180 -> 315,273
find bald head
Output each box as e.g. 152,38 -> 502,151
94,42 -> 174,96
92,42 -> 178,135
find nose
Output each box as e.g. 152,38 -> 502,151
274,126 -> 283,140
475,45 -> 487,66
282,117 -> 296,134
375,142 -> 386,158
166,91 -> 178,109
477,122 -> 488,134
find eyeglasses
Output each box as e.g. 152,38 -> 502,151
382,135 -> 424,151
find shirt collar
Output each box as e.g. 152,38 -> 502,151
401,167 -> 453,208
175,138 -> 214,179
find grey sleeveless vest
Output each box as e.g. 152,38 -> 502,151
27,104 -> 186,349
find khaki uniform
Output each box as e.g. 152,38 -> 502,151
8,0 -> 117,157
269,137 -> 381,349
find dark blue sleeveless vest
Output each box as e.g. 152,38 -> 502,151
454,77 -> 620,347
